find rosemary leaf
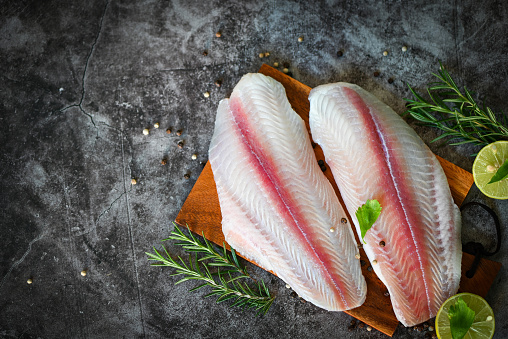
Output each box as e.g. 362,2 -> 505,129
404,62 -> 508,151
146,223 -> 275,316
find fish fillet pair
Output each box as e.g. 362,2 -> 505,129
208,73 -> 461,326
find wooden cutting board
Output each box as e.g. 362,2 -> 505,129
175,64 -> 501,336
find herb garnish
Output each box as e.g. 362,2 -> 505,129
146,224 -> 275,315
355,200 -> 382,243
488,159 -> 508,184
404,62 -> 508,151
448,297 -> 475,339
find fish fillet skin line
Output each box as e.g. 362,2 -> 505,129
209,74 -> 366,311
309,83 -> 461,326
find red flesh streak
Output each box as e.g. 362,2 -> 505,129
228,96 -> 349,308
343,87 -> 431,316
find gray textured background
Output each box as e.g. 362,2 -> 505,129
1,0 -> 507,338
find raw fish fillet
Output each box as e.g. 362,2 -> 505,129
309,83 -> 462,326
208,74 -> 366,311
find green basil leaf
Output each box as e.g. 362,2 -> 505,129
488,159 -> 508,184
355,200 -> 382,244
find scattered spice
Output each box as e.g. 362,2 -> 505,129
372,260 -> 378,265
341,218 -> 347,224
81,270 -> 87,277
373,71 -> 380,77
215,31 -> 222,38
283,62 -> 290,68
379,241 -> 385,247
154,122 -> 159,129
285,284 -> 291,289
329,227 -> 335,233
143,128 -> 149,135
428,326 -> 434,331
290,291 -> 298,298
191,154 -> 197,160
203,91 -> 210,98
298,36 -> 304,42
131,178 -> 137,185
311,142 -> 317,149
184,173 -> 190,179
202,50 -> 208,56
358,322 -> 365,329
367,326 -> 372,332
282,68 -> 289,74
264,52 -> 270,57
166,128 -> 172,134
320,164 -> 327,172
402,45 -> 408,52
27,278 -> 33,284
383,50 -> 388,56
215,79 -> 222,87
384,291 -> 390,297
388,78 -> 394,84
318,160 -> 324,166
273,62 -> 279,67
357,243 -> 363,249
350,319 -> 357,326
360,260 -> 366,266
259,53 -> 265,58
176,130 -> 182,136
161,158 -> 167,165
177,141 -> 184,149
367,266 -> 373,272
337,50 -> 343,57
355,253 -> 361,259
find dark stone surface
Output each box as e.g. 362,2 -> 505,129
1,0 -> 507,338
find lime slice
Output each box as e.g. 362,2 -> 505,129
472,141 -> 508,199
436,293 -> 495,339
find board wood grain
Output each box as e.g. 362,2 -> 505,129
175,65 -> 500,336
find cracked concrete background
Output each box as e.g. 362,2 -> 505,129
1,0 -> 507,338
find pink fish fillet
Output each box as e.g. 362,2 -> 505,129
309,83 -> 462,326
208,74 -> 366,311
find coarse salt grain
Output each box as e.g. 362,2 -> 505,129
203,91 -> 210,98
143,128 -> 149,135
191,154 -> 197,160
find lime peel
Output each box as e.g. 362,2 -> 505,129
473,141 -> 508,199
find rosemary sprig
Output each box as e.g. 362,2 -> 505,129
404,62 -> 508,151
146,224 -> 275,316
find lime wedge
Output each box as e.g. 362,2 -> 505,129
473,141 -> 508,199
436,293 -> 495,339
